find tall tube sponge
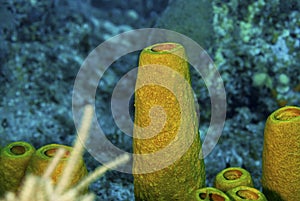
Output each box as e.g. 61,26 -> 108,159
133,42 -> 205,200
262,106 -> 300,200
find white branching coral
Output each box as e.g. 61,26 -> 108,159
0,105 -> 130,201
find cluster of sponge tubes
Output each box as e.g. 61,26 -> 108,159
0,142 -> 87,197
194,105 -> 300,201
133,42 -> 300,201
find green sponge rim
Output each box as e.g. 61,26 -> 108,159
214,167 -> 254,192
1,141 -> 35,158
35,144 -> 72,161
193,187 -> 231,201
227,186 -> 268,201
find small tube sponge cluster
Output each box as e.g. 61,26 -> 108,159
0,105 -> 130,201
0,142 -> 87,197
192,167 -> 267,201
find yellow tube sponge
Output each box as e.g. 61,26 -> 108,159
262,106 -> 300,200
214,167 -> 253,192
227,186 -> 267,201
26,144 -> 87,188
133,42 -> 205,200
0,141 -> 35,196
192,187 -> 231,201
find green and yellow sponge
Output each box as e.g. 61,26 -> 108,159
214,167 -> 253,192
192,187 -> 231,201
26,144 -> 88,187
133,42 -> 205,200
0,141 -> 35,196
227,186 -> 267,201
262,106 -> 300,200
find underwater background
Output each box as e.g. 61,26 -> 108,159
0,0 -> 299,200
